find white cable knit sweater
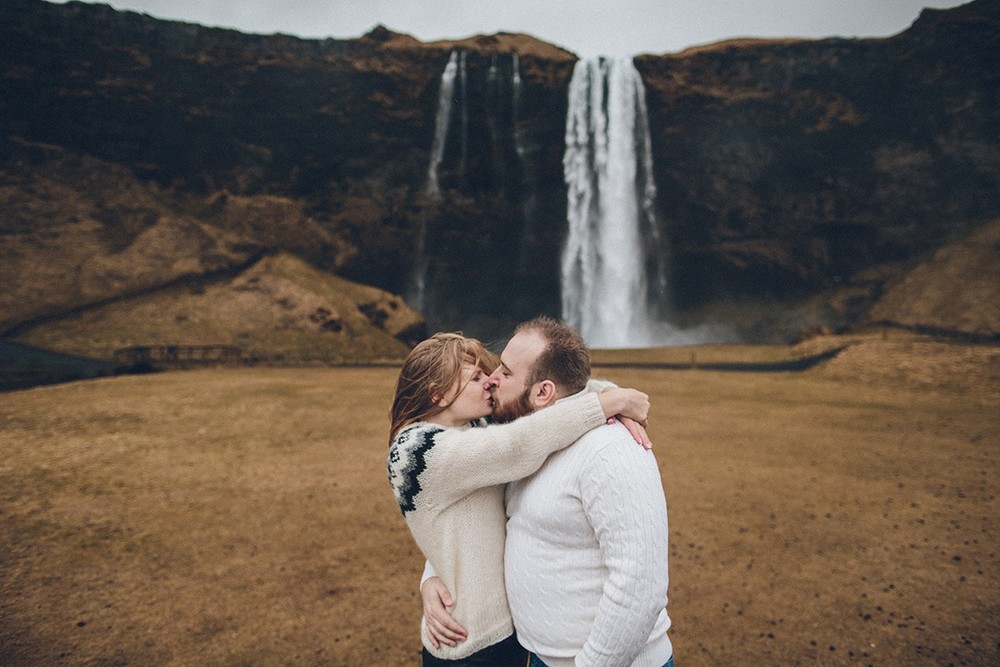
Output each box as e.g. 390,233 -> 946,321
387,392 -> 607,659
505,419 -> 672,667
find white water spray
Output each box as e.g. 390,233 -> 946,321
561,57 -> 661,347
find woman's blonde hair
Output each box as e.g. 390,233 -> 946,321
389,333 -> 499,441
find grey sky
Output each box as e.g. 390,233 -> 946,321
49,0 -> 970,58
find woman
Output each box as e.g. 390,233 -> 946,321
387,332 -> 649,665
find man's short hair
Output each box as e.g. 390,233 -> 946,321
516,316 -> 590,394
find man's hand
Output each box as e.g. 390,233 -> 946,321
421,576 -> 468,648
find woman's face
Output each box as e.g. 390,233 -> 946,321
439,363 -> 493,425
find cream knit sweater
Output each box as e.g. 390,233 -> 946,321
387,392 -> 607,659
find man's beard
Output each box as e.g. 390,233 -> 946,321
490,385 -> 534,423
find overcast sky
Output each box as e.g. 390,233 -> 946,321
50,0 -> 970,58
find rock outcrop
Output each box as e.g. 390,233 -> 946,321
869,218 -> 1000,338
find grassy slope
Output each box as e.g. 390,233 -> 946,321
11,253 -> 419,364
869,218 -> 1000,336
1,339 -> 997,665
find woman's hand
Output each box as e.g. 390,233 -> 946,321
421,576 -> 468,648
598,387 -> 649,425
613,415 -> 653,450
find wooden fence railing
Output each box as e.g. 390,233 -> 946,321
113,345 -> 242,368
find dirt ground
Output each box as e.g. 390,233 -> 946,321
1,336 -> 997,666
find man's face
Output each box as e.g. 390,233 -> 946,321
486,330 -> 546,423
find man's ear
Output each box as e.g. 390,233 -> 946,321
530,379 -> 558,409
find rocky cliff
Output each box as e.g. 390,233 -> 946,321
1,0 -> 997,356
1,0 -> 579,345
636,0 -> 1000,331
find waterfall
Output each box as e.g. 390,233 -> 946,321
486,54 -> 501,154
512,53 -> 523,152
458,51 -> 468,177
425,50 -> 459,198
408,216 -> 429,312
412,50 -> 461,312
561,57 -> 662,348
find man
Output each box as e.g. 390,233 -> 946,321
424,316 -> 672,667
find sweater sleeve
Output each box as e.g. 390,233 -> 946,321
403,393 -> 606,513
420,560 -> 437,588
585,377 -> 618,394
575,426 -> 670,667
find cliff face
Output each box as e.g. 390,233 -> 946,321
0,0 -> 577,340
636,0 -> 1000,323
1,0 -> 997,349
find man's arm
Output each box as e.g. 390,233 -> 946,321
577,428 -> 669,667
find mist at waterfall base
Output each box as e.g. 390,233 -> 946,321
410,52 -> 736,349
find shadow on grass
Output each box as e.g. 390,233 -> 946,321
592,345 -> 850,371
0,342 -> 129,392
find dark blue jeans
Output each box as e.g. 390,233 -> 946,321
529,654 -> 674,667
422,634 -> 527,666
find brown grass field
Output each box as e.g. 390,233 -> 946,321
1,335 -> 998,666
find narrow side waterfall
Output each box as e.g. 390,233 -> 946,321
425,50 -> 459,198
413,50 -> 460,312
512,52 -> 540,273
561,57 -> 661,347
458,51 -> 468,177
486,54 -> 501,154
512,53 -> 523,151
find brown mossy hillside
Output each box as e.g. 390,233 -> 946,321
11,253 -> 423,363
0,144 -> 253,329
869,218 -> 1000,337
